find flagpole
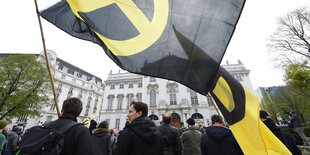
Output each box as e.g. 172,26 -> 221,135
207,93 -> 224,121
34,0 -> 61,117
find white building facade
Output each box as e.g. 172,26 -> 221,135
12,50 -> 105,129
100,60 -> 254,130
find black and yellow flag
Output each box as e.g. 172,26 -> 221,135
41,0 -> 245,95
41,0 -> 290,154
210,67 -> 291,154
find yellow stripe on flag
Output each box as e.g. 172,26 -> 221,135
211,67 -> 291,155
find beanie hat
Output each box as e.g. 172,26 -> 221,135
186,118 -> 195,125
0,120 -> 9,129
260,110 -> 269,119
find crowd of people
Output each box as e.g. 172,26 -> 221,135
0,98 -> 308,155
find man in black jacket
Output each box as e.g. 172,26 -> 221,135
260,110 -> 301,155
51,97 -> 92,155
157,113 -> 182,155
289,111 -> 310,146
91,121 -> 111,155
115,102 -> 163,155
201,115 -> 243,155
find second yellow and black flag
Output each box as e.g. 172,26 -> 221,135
41,0 -> 291,154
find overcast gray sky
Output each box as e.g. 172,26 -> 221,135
0,0 -> 309,90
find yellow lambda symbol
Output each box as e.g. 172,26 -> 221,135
67,0 -> 169,56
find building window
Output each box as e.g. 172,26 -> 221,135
88,93 -> 93,100
93,106 -> 97,114
190,90 -> 198,105
117,95 -> 123,109
150,90 -> 156,107
17,115 -> 27,123
81,74 -> 87,80
68,87 -> 73,96
236,75 -> 243,81
56,83 -> 62,92
107,96 -> 114,110
169,88 -> 177,105
85,109 -> 89,116
78,90 -> 83,99
150,77 -> 156,82
50,103 -> 56,111
128,83 -> 133,88
86,101 -> 91,108
115,119 -> 120,129
138,82 -> 142,88
62,66 -> 68,72
119,84 -> 124,89
111,84 -> 115,89
136,93 -> 142,102
127,94 -> 133,109
207,95 -> 213,106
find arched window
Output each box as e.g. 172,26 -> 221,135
191,113 -> 204,119
190,90 -> 198,105
169,88 -> 177,105
150,90 -> 156,107
149,115 -> 159,120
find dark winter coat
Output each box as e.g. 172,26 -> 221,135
201,126 -> 243,155
50,117 -> 92,155
115,116 -> 163,155
263,119 -> 301,155
5,131 -> 18,152
157,123 -> 182,155
91,128 -> 111,155
290,113 -> 302,128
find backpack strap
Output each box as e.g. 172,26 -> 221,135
43,121 -> 82,134
58,121 -> 82,135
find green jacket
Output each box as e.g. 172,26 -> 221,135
0,133 -> 6,153
178,126 -> 188,136
181,127 -> 201,155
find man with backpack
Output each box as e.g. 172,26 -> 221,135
19,98 -> 92,155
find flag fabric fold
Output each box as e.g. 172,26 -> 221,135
210,67 -> 291,154
41,0 -> 291,154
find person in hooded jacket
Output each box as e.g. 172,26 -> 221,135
115,101 -> 163,155
91,121 -> 111,155
4,126 -> 20,155
260,110 -> 301,155
201,115 -> 243,155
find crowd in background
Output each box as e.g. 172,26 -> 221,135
0,98 -> 308,155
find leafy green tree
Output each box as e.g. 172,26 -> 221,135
284,61 -> 310,98
272,87 -> 310,122
0,54 -> 51,119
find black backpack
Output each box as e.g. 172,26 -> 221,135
18,121 -> 81,155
